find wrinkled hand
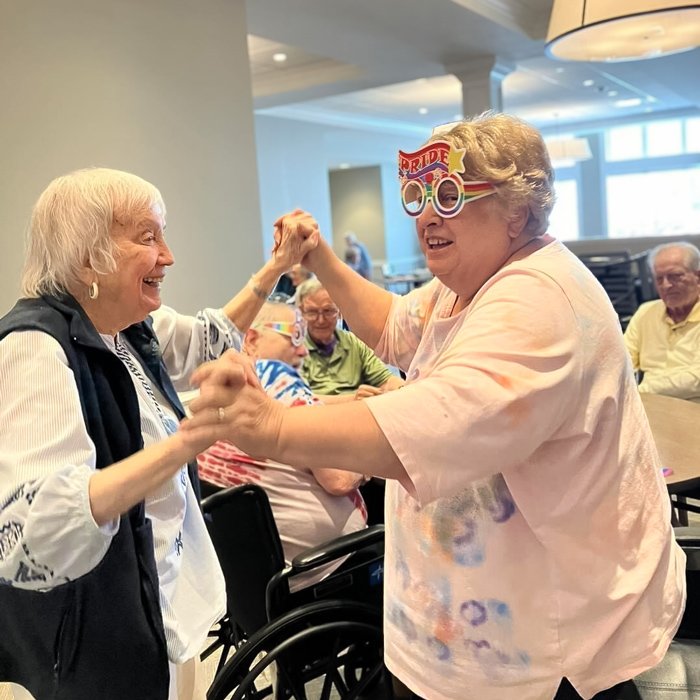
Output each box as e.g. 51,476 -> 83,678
354,384 -> 384,400
272,210 -> 322,270
180,350 -> 283,458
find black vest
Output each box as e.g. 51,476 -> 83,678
0,294 -> 199,700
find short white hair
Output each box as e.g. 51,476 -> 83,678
647,242 -> 700,273
295,278 -> 324,307
21,168 -> 165,298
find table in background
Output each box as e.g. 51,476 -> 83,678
382,268 -> 433,293
641,393 -> 700,524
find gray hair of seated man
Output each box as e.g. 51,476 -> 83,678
647,242 -> 700,273
295,278 -> 325,308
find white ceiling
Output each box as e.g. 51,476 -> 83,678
245,0 -> 700,135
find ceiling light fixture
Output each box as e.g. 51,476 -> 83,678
583,79 -> 595,86
546,1 -> 700,62
272,52 -> 288,62
418,107 -> 429,115
615,97 -> 643,107
338,163 -> 350,169
607,90 -> 619,97
546,137 -> 593,168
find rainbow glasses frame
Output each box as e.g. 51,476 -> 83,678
398,140 -> 495,219
253,311 -> 307,347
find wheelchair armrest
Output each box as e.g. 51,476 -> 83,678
290,525 -> 384,574
674,526 -> 700,544
674,526 -> 700,571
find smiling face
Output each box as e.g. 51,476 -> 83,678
85,205 -> 174,334
653,247 -> 700,316
415,194 -> 522,303
300,289 -> 340,345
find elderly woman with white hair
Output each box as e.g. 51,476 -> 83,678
184,113 -> 686,700
0,168 -> 312,700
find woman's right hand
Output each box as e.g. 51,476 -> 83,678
182,350 -> 284,461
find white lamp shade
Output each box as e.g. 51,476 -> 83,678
546,0 -> 700,62
546,137 -> 593,166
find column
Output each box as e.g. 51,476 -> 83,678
447,56 -> 515,117
0,0 -> 262,315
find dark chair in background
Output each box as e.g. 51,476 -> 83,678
577,250 -> 656,331
202,484 -> 387,700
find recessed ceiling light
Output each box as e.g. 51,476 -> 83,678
272,53 -> 288,62
339,163 -> 350,169
418,107 -> 429,115
555,67 -> 565,73
615,98 -> 642,108
607,90 -> 618,97
583,79 -> 595,87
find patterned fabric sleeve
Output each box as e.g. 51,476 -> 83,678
0,332 -> 118,590
150,306 -> 244,391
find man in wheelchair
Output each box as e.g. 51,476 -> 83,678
193,301 -> 370,591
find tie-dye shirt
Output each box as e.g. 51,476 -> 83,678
366,240 -> 685,700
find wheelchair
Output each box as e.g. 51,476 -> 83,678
201,483 -> 387,700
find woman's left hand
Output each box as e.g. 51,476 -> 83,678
182,350 -> 284,458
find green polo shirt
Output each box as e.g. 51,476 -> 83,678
302,328 -> 395,395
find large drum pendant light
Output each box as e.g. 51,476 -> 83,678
546,0 -> 700,62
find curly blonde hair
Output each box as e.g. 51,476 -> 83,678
428,112 -> 555,237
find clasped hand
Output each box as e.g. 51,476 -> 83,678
272,209 -> 322,269
180,350 -> 281,458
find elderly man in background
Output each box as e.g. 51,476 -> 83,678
296,278 -> 404,402
624,241 -> 700,401
195,301 -> 368,590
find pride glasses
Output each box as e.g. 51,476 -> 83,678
398,140 -> 495,219
254,311 -> 307,347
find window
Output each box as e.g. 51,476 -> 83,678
606,168 -> 700,238
548,180 -> 579,241
606,125 -> 643,162
687,118 -> 700,154
646,120 -> 683,157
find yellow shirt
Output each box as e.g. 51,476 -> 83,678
624,298 -> 700,401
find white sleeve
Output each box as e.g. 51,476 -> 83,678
150,306 -> 244,391
0,331 -> 118,590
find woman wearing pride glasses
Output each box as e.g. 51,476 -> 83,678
184,113 -> 684,700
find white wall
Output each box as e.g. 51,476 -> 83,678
329,166 -> 386,263
254,115 -> 333,254
0,0 -> 262,315
380,163 -> 423,271
254,115 -> 424,276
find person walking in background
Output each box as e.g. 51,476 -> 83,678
344,231 -> 373,280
